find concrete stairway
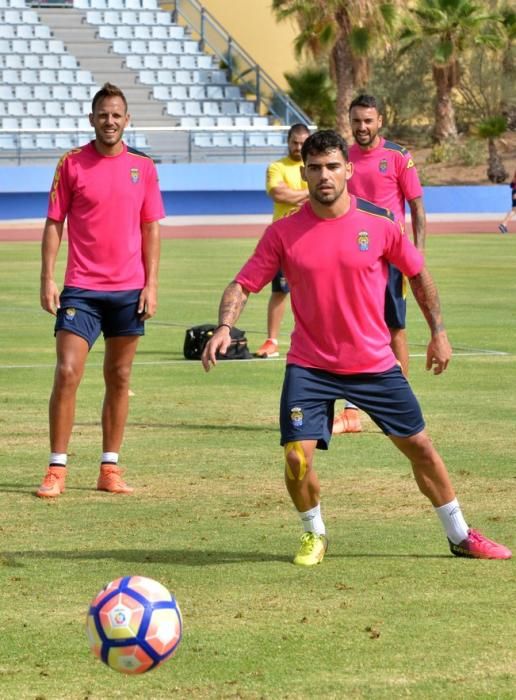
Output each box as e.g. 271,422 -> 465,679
36,6 -> 195,159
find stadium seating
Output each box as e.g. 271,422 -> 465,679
0,0 -> 285,158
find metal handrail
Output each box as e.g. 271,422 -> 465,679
0,125 -> 297,165
170,0 -> 314,128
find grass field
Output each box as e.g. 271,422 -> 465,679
0,233 -> 515,699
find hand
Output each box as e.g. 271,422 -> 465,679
40,279 -> 60,316
201,326 -> 232,372
138,286 -> 158,320
426,331 -> 452,375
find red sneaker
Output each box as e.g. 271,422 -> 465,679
36,466 -> 67,498
333,408 -> 362,434
449,528 -> 512,560
254,338 -> 279,358
96,464 -> 134,494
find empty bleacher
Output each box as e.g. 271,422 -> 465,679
0,0 -> 290,161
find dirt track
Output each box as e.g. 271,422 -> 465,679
0,219 -> 506,242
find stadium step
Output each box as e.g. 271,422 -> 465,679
36,6 -> 179,128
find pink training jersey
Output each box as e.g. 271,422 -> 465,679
236,197 -> 424,374
47,141 -> 165,291
348,137 -> 422,221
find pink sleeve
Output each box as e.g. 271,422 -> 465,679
140,161 -> 165,223
47,155 -> 73,221
397,151 -> 423,203
235,225 -> 282,293
384,219 -> 424,277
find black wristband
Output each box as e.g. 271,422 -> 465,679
216,323 -> 231,332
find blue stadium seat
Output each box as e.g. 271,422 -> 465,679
35,134 -> 56,150
39,116 -> 58,129
196,116 -> 216,127
15,85 -> 35,100
20,116 -> 39,129
45,101 -> 63,117
193,134 -> 213,148
25,101 -> 46,117
7,102 -> 25,116
3,54 -> 23,69
23,55 -> 42,69
1,117 -> 20,129
0,134 -> 19,150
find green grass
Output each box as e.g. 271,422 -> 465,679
0,234 -> 515,699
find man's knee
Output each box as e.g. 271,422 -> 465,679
396,431 -> 437,464
284,441 -> 309,481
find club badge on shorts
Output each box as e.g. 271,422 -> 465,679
290,406 -> 304,428
130,168 -> 140,184
357,230 -> 369,252
65,307 -> 76,320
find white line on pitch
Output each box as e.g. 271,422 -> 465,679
0,349 -> 511,370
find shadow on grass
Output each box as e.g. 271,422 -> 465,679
1,549 -> 450,568
3,548 -> 291,566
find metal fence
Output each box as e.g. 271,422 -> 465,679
0,126 -> 297,165
170,0 -> 312,128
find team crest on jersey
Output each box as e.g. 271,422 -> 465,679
65,308 -> 76,319
406,158 -> 415,169
357,230 -> 369,251
130,168 -> 140,183
290,406 -> 304,428
379,159 -> 388,173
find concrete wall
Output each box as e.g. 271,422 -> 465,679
196,0 -> 299,90
0,163 -> 510,220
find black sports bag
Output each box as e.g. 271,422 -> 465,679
183,324 -> 252,360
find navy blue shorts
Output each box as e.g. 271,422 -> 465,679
280,364 -> 425,449
271,270 -> 290,294
384,264 -> 406,329
54,287 -> 144,349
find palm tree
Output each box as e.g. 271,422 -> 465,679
272,0 -> 398,139
400,0 -> 500,142
284,65 -> 336,127
476,116 -> 508,183
498,4 -> 516,127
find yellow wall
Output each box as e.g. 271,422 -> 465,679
199,0 -> 299,89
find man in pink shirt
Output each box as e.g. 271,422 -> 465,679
334,93 -> 426,434
201,130 -> 511,566
37,83 -> 164,498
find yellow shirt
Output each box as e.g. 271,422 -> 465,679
266,156 -> 308,221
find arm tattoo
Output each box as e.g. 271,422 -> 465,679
218,281 -> 248,327
409,268 -> 446,335
409,197 -> 426,251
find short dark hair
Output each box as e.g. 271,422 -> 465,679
301,130 -> 348,163
91,82 -> 128,113
349,94 -> 380,113
287,123 -> 310,141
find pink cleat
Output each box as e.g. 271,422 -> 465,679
254,338 -> 279,358
36,466 -> 67,498
449,528 -> 512,560
96,464 -> 134,494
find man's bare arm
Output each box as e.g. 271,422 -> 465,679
269,183 -> 309,206
201,282 -> 250,371
409,266 -> 452,374
40,217 -> 64,315
408,196 -> 426,251
139,220 -> 161,319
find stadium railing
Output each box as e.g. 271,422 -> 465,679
0,125 -> 301,165
170,0 -> 312,129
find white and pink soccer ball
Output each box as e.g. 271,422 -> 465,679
86,575 -> 182,674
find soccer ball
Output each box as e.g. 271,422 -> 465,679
86,575 -> 182,674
